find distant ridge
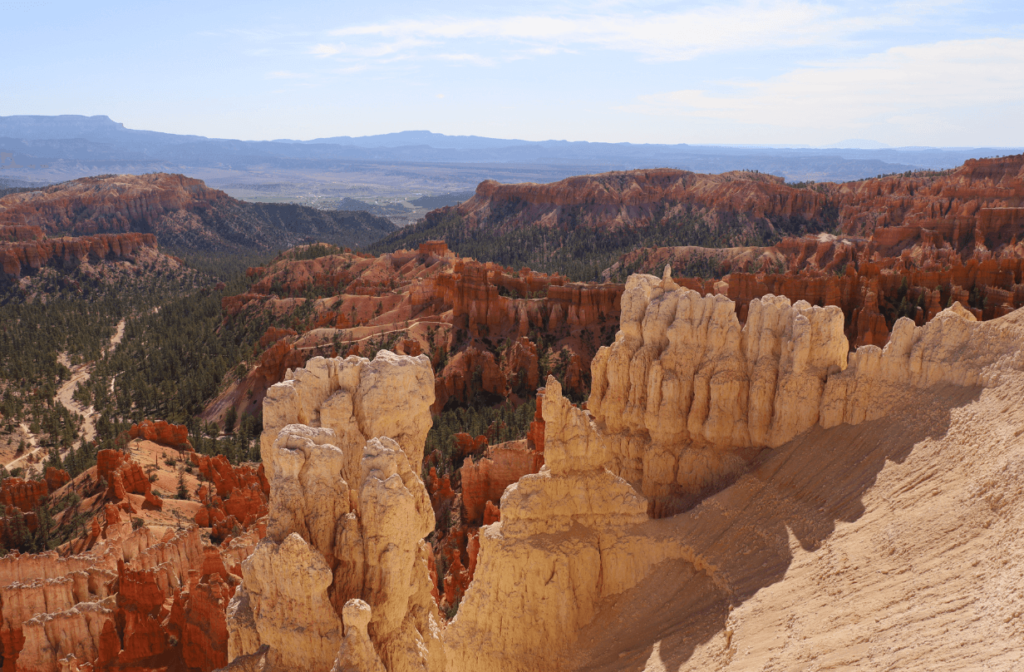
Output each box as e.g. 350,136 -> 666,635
2,115 -> 1021,184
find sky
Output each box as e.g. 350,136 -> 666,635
3,0 -> 1023,147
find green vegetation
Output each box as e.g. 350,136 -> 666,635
0,489 -> 90,555
425,399 -> 537,484
410,191 -> 476,210
0,266 -> 207,452
371,204 -> 835,281
281,243 -> 348,261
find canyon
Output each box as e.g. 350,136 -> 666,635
217,274 -> 1024,671
2,153 -> 1024,671
208,241 -> 623,428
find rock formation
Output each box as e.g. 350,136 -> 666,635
0,477 -> 51,514
213,244 -> 621,425
127,419 -> 190,448
459,440 -> 543,526
581,269 -> 1015,516
0,173 -> 394,255
0,468 -> 73,542
444,279 -> 1023,670
221,263 -> 1024,672
0,231 -> 158,278
191,453 -> 270,541
227,350 -> 443,672
451,155 -> 1024,244
96,449 -> 164,512
2,505 -> 186,670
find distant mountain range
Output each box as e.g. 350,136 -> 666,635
1,115 -> 1020,188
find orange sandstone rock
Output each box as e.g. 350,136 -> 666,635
128,419 -> 190,448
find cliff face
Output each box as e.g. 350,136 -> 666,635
0,173 -> 396,253
0,174 -> 223,237
453,154 -> 1024,244
585,270 -> 999,516
613,155 -> 1024,348
0,230 -> 158,278
458,168 -> 828,233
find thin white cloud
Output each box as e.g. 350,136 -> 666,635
433,53 -> 496,66
310,37 -> 434,60
320,1 -> 919,63
266,70 -> 313,79
311,44 -> 342,57
623,38 -> 1024,143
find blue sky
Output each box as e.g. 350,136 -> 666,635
4,0 -> 1023,147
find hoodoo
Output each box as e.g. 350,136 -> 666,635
221,270 -> 1024,672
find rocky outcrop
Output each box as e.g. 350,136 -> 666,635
455,155 -> 1024,245
459,440 -> 544,525
213,268 -> 1024,671
0,173 -> 395,254
456,169 -> 827,235
114,528 -> 203,667
168,569 -> 235,672
0,468 -> 72,533
582,269 -> 1007,516
446,282 -> 1019,670
218,247 -> 625,417
237,532 -> 343,671
444,376 -> 650,671
0,231 -> 158,278
331,599 -> 387,672
433,348 -> 506,413
191,453 -> 270,541
43,468 -> 70,494
1,501 -> 192,671
625,231 -> 1024,348
0,478 -> 50,514
96,449 -> 164,511
127,419 -> 190,448
228,350 -> 442,672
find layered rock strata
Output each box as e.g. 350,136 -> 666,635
1,506 -> 192,671
455,154 -> 1024,243
0,231 -> 158,279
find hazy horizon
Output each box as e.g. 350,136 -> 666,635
4,1 -> 1023,148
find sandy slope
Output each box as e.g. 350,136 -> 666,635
566,342 -> 1024,669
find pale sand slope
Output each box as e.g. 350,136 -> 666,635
569,366 -> 1024,670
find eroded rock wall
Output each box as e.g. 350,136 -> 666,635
228,350 -> 443,672
0,232 -> 158,278
222,274 -> 1021,672
584,269 -> 1011,515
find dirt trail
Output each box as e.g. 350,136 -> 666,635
57,318 -> 125,443
5,319 -> 125,471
